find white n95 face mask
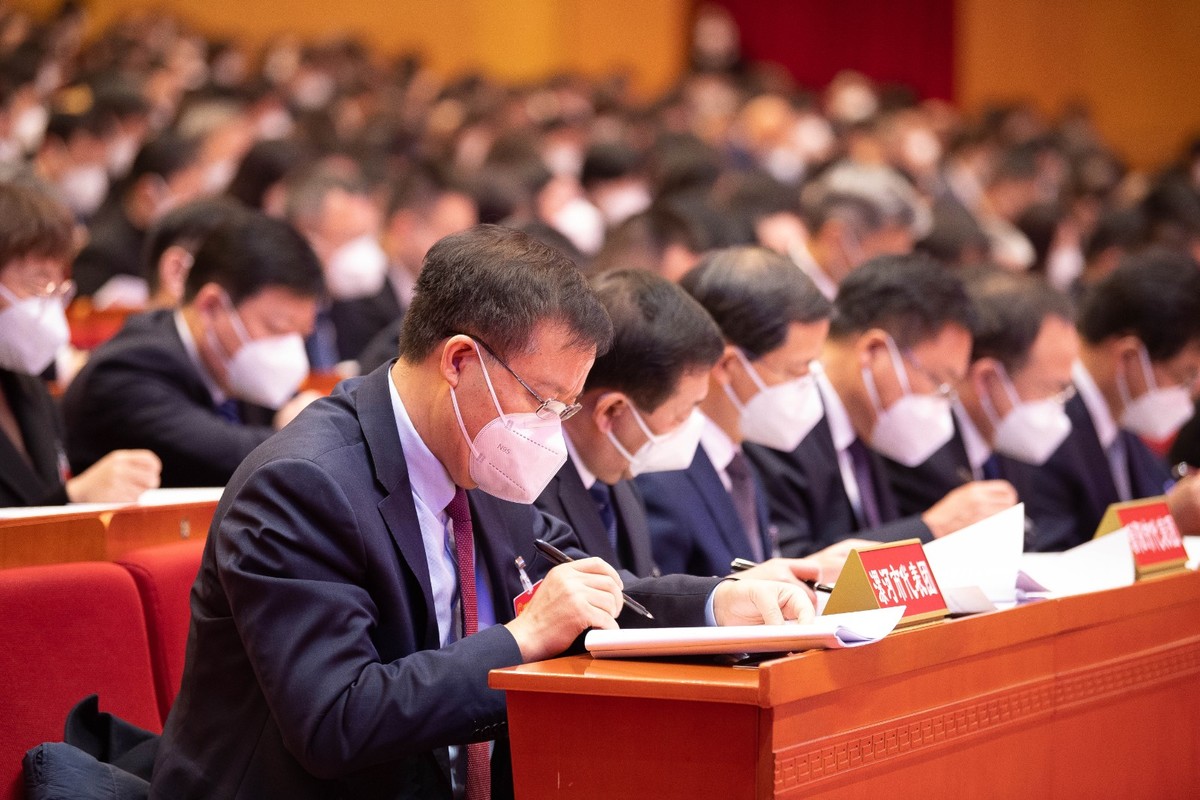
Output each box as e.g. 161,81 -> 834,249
325,234 -> 388,300
723,349 -> 824,453
1116,343 -> 1196,442
450,339 -> 568,504
0,283 -> 71,376
607,404 -> 704,477
217,297 -> 309,410
979,365 -> 1071,465
862,336 -> 954,468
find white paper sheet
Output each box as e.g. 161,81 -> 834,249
0,487 -> 224,520
1017,527 -> 1136,597
1185,536 -> 1200,571
924,503 -> 1025,610
585,607 -> 906,659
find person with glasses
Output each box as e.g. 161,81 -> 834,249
748,254 -> 1018,557
0,181 -> 161,507
882,270 -> 1078,538
1010,250 -> 1200,550
152,225 -> 813,800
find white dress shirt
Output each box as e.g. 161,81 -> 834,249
815,370 -> 870,527
1073,361 -> 1132,501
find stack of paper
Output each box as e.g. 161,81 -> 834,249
1017,528 -> 1135,597
923,503 -> 1026,612
584,607 -> 905,659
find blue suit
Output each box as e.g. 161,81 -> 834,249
636,445 -> 773,578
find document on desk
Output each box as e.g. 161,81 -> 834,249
585,607 -> 906,659
924,503 -> 1025,612
1017,527 -> 1135,597
0,487 -> 225,520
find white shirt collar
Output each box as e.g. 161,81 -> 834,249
174,310 -> 226,406
698,412 -> 737,474
816,369 -> 856,452
387,370 -> 456,517
1073,361 -> 1118,450
564,431 -> 598,490
953,400 -> 992,473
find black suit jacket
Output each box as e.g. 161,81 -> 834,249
635,445 -> 774,578
0,369 -> 70,506
62,309 -> 276,488
1012,393 -> 1172,551
744,417 -> 933,557
150,365 -> 718,799
535,460 -> 659,578
329,277 -> 405,364
72,200 -> 145,297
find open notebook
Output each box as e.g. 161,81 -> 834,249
584,607 -> 905,659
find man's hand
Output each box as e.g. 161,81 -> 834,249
922,480 -> 1017,538
713,578 -> 815,626
273,390 -> 322,429
730,558 -> 821,604
1167,473 -> 1200,535
66,449 -> 161,503
504,557 -> 624,663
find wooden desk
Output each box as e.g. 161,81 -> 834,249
492,571 -> 1200,798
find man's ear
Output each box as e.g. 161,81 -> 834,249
855,328 -> 889,368
591,391 -> 627,435
439,335 -> 477,389
712,344 -> 740,386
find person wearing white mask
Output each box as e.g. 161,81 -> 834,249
0,182 -> 161,507
1009,251 -> 1200,550
639,247 -> 862,583
62,212 -> 324,488
750,254 -> 1018,557
152,225 -> 812,799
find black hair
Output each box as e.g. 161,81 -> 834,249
183,211 -> 325,305
121,133 -> 202,194
1077,248 -> 1200,360
581,142 -> 643,189
143,198 -> 247,290
803,191 -> 886,238
227,139 -> 311,211
680,246 -> 832,358
398,224 -> 613,362
964,269 -> 1075,371
830,253 -> 976,347
585,269 -> 724,411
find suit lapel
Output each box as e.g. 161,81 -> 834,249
1066,395 -> 1121,508
689,447 -> 752,560
611,480 -> 657,577
552,464 -> 619,563
0,371 -> 60,504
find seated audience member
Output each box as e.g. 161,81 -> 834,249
747,254 -> 1017,555
141,197 -> 247,308
636,247 -> 836,577
151,225 -> 809,798
0,182 -> 160,506
72,133 -> 208,302
62,211 -> 324,488
883,270 -> 1078,522
1011,250 -> 1200,549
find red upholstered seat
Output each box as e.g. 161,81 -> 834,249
0,561 -> 161,800
117,540 -> 206,724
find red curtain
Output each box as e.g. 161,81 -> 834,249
710,0 -> 956,100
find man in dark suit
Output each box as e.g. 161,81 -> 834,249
0,181 -> 160,507
637,247 -> 833,582
63,212 -> 324,487
884,271 -> 1077,523
151,226 -> 811,800
1008,251 -> 1200,549
536,269 -> 725,578
746,254 -> 1017,557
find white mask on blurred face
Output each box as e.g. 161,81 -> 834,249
212,295 -> 309,410
861,336 -> 955,467
723,350 -> 823,452
324,234 -> 388,300
607,405 -> 704,476
58,164 -> 109,217
0,282 -> 71,375
979,364 -> 1071,465
550,197 -> 605,256
595,183 -> 651,227
1117,343 -> 1195,441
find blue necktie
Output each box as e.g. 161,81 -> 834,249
588,481 -> 619,552
215,398 -> 241,424
981,454 -> 1002,480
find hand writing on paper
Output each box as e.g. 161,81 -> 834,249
504,557 -> 623,663
713,579 -> 815,626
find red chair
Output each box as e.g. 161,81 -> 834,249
0,562 -> 161,800
117,540 -> 206,725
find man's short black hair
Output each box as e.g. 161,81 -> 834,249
830,253 -> 976,348
965,269 -> 1075,372
585,269 -> 724,411
398,224 -> 613,362
1077,248 -> 1200,360
143,198 -> 247,291
184,212 -> 325,305
122,133 -> 202,192
679,246 -> 832,359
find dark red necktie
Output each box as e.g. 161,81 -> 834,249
446,487 -> 490,800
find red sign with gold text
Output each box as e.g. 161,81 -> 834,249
1116,502 -> 1187,569
855,541 -> 947,618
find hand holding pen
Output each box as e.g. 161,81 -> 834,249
534,539 -> 654,619
729,557 -> 834,593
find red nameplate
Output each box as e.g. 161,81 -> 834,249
822,539 -> 948,625
1116,501 -> 1188,570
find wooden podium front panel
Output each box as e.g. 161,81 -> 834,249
493,572 -> 1200,799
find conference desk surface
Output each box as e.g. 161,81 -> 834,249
492,571 -> 1200,799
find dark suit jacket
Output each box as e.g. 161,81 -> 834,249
62,309 -> 276,488
744,417 -> 933,557
72,200 -> 145,297
535,460 -> 659,578
1011,393 -> 1172,551
0,369 -> 70,506
329,277 -> 405,364
635,445 -> 773,578
150,365 -> 718,799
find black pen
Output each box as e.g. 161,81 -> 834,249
729,557 -> 835,593
533,539 -> 654,620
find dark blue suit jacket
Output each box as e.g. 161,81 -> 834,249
535,461 -> 660,578
150,365 -> 717,800
744,416 -> 933,557
1011,393 -> 1172,551
635,445 -> 773,578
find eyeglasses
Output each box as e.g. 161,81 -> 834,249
901,349 -> 957,402
0,275 -> 76,307
470,336 -> 582,421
